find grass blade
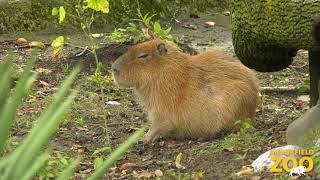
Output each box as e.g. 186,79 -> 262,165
0,61 -> 13,151
0,53 -> 37,155
3,65 -> 81,179
6,91 -> 78,179
20,153 -> 49,180
0,60 -> 12,111
87,125 -> 147,180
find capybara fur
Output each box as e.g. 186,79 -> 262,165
112,39 -> 259,143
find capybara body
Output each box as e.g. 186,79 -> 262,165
112,39 -> 259,143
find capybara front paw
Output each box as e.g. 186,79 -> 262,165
141,131 -> 159,144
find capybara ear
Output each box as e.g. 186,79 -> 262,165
312,18 -> 320,45
157,43 -> 167,56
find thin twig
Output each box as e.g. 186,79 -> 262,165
259,86 -> 299,92
75,46 -> 88,57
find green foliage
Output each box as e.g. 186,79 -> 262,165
153,22 -> 176,41
93,146 -> 112,155
0,54 -> 147,179
0,0 -> 228,33
235,152 -> 247,161
84,0 -> 109,13
198,120 -> 266,155
51,36 -> 65,60
0,53 -> 81,179
107,12 -> 178,43
235,118 -> 253,135
299,79 -> 310,93
37,153 -> 72,179
311,146 -> 320,173
87,72 -> 114,87
108,28 -> 129,43
93,157 -> 104,169
52,6 -> 67,23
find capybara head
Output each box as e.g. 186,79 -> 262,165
112,39 -> 180,88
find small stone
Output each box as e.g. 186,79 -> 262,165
106,101 -> 121,106
155,169 -> 163,177
297,95 -> 309,102
205,21 -> 215,27
16,38 -> 28,45
222,11 -> 231,16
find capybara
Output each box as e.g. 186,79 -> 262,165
112,39 -> 259,143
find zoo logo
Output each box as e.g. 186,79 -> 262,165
270,149 -> 314,174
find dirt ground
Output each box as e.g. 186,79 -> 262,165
0,12 -> 315,179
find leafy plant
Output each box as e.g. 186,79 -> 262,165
37,153 -> 72,179
0,53 -> 147,179
0,53 -> 81,179
52,0 -> 113,150
107,10 -> 179,43
51,0 -> 109,73
235,118 -> 253,136
235,153 -> 247,161
311,146 -> 320,174
299,78 -> 310,93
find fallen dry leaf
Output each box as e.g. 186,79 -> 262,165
223,147 -> 235,152
194,171 -> 204,180
108,167 -> 121,176
294,100 -> 305,109
88,93 -> 101,103
138,170 -> 152,179
132,170 -> 139,178
79,168 -> 92,174
29,41 -> 45,48
35,68 -> 52,75
119,162 -> 137,172
16,38 -> 28,45
154,169 -> 163,177
142,27 -> 149,36
175,152 -> 185,169
235,166 -> 254,176
38,80 -> 51,87
190,12 -> 200,18
142,154 -> 153,161
250,175 -> 261,180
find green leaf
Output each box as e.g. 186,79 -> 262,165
51,36 -> 64,61
20,153 -> 49,180
57,158 -> 80,180
153,22 -> 161,33
59,6 -> 66,23
164,27 -> 172,34
84,0 -> 109,13
81,23 -> 86,30
93,146 -> 111,155
94,157 -> 104,169
52,7 -> 59,16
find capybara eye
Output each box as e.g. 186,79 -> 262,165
138,53 -> 149,59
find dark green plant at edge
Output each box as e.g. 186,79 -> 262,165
0,54 -> 146,179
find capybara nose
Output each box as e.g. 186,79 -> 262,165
113,68 -> 120,76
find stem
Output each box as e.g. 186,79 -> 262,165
100,86 -> 111,148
